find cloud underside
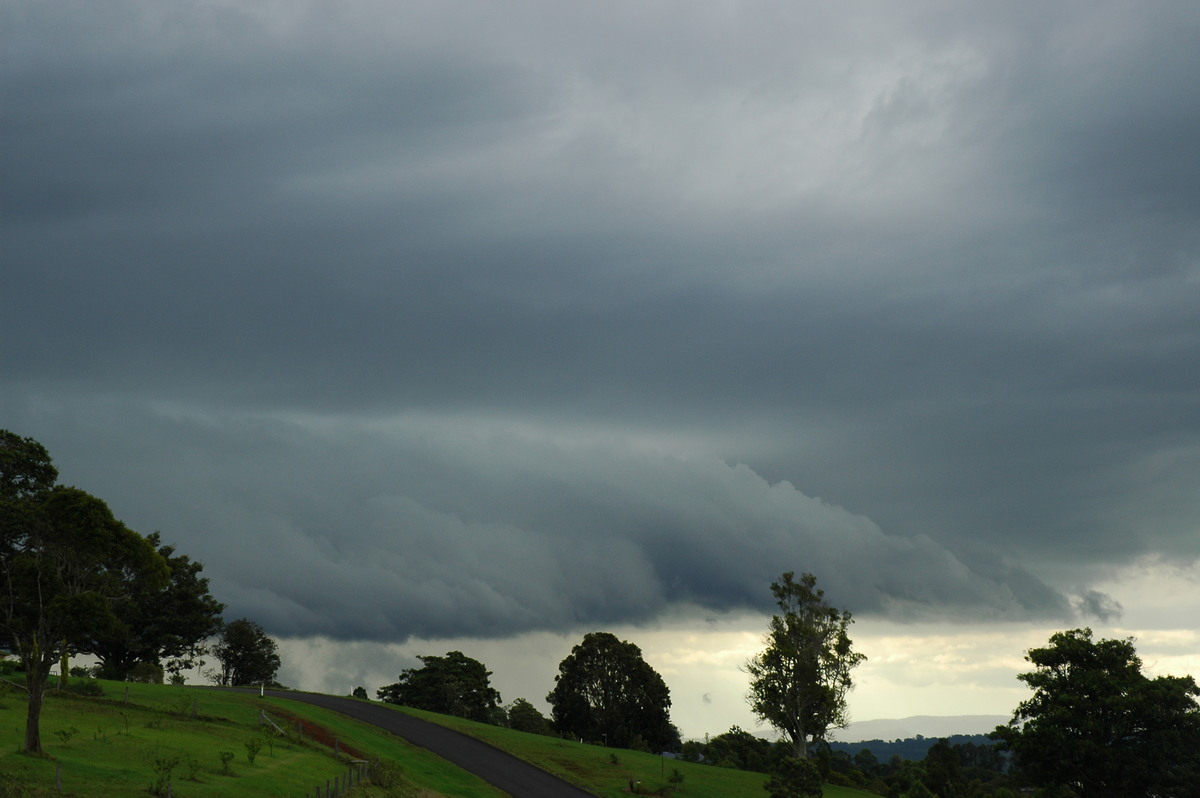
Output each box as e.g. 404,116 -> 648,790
4,1 -> 1200,642
38,409 -> 1073,641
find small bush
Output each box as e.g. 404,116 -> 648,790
149,753 -> 180,796
182,753 -> 203,782
218,750 -> 235,775
368,758 -> 405,789
244,736 -> 264,765
53,726 -> 79,745
131,661 -> 165,684
64,679 -> 104,697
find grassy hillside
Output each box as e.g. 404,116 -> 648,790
0,677 -> 504,797
389,705 -> 876,798
0,677 -> 875,798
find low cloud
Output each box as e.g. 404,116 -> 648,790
1072,589 -> 1125,623
30,405 -> 1076,642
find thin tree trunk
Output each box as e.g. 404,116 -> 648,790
24,665 -> 48,753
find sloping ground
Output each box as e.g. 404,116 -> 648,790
0,679 -> 506,797
268,689 -> 597,798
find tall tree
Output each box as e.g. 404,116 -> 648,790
746,572 -> 865,759
211,618 -> 281,686
1,473 -> 167,752
377,650 -> 502,723
547,631 -> 677,751
82,532 -> 225,681
992,628 -> 1200,798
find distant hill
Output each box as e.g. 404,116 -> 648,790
829,715 -> 1007,743
827,732 -> 998,762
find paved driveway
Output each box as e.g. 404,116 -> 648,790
266,690 -> 597,798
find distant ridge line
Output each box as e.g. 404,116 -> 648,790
829,714 -> 1008,743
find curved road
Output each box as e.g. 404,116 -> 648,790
264,690 -> 596,798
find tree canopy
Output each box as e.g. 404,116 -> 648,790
1,455 -> 167,752
82,531 -> 225,681
993,627 -> 1200,798
377,650 -> 502,723
211,618 -> 281,687
506,697 -> 552,735
546,631 -> 677,752
746,572 -> 865,759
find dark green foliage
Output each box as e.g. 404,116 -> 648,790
86,532 -> 224,682
547,631 -> 678,752
706,726 -> 776,772
352,685 -> 369,699
0,431 -> 57,501
1,431 -> 169,753
377,650 -> 502,723
506,697 -> 552,735
212,618 -> 281,686
993,628 -> 1200,798
764,755 -> 823,798
746,572 -> 865,758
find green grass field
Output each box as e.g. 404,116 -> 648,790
0,677 -> 875,798
395,705 -> 876,798
0,678 -> 503,797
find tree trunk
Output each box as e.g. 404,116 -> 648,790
24,665 -> 48,754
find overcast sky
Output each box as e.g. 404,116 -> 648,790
4,0 -> 1200,738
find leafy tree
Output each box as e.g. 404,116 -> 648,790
211,618 -> 281,686
377,650 -> 501,723
1,448 -> 168,753
922,738 -> 961,798
547,631 -> 677,751
764,755 -> 823,798
992,628 -> 1200,798
707,725 -> 775,772
352,685 -> 369,700
746,572 -> 865,758
506,697 -> 552,735
82,532 -> 224,681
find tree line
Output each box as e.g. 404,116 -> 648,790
1,430 -> 281,754
6,428 -> 1200,796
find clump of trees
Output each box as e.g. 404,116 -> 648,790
547,631 -> 679,752
993,627 -> 1200,797
84,531 -> 226,682
1,429 -> 277,752
377,650 -> 502,723
210,618 -> 282,687
1,430 -> 171,753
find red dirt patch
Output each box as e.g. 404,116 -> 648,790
269,706 -> 369,760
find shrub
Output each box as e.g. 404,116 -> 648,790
149,753 -> 180,796
245,736 -> 264,764
63,679 -> 104,697
368,758 -> 405,789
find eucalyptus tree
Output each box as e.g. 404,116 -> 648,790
746,571 -> 865,758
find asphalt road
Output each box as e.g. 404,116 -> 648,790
265,690 -> 597,798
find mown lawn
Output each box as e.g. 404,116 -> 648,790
0,677 -> 504,797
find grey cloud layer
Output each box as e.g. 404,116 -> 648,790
11,408 -> 1070,640
4,0 -> 1199,638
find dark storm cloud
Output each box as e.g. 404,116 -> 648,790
4,1 -> 1199,640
